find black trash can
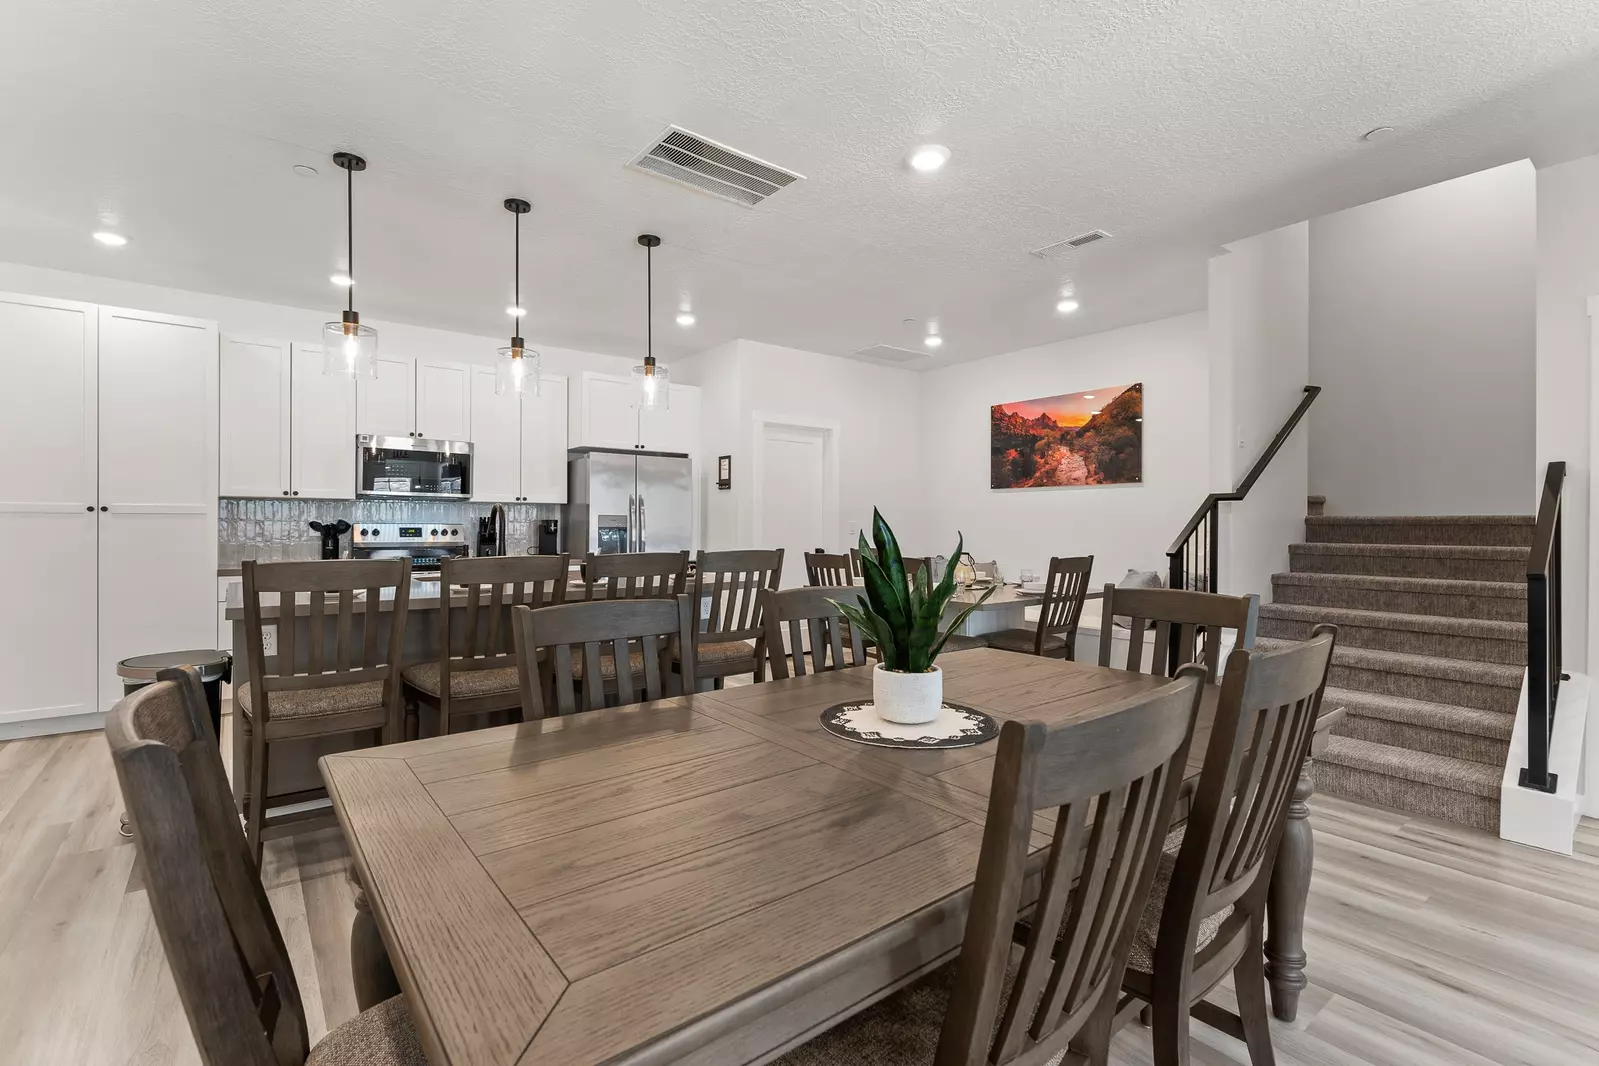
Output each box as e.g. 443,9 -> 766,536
116,649 -> 232,742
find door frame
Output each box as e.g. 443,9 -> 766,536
750,411 -> 841,556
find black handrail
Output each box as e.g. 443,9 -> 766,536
1167,385 -> 1321,594
1520,461 -> 1565,794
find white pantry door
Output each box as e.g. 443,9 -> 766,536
757,423 -> 830,589
0,293 -> 100,725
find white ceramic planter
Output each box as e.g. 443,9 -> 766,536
873,662 -> 943,724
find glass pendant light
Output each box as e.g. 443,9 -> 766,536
495,198 -> 541,396
631,233 -> 671,410
322,152 -> 378,379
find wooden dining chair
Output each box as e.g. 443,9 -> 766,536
402,553 -> 568,736
1097,584 -> 1259,682
105,667 -> 424,1066
776,666 -> 1208,1066
238,558 -> 411,863
849,546 -> 932,583
689,548 -> 784,688
581,550 -> 690,600
512,595 -> 697,717
804,550 -> 855,586
760,586 -> 867,677
1116,627 -> 1338,1066
985,556 -> 1094,659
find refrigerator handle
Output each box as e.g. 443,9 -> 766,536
639,494 -> 647,551
628,493 -> 637,552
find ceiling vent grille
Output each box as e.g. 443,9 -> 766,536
850,344 -> 931,366
1029,229 -> 1113,258
627,126 -> 805,208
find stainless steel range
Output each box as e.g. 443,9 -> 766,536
349,523 -> 471,575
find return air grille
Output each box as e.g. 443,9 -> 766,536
627,126 -> 805,207
1029,229 -> 1113,258
850,344 -> 931,366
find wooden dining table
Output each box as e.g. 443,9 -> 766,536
320,648 -> 1328,1066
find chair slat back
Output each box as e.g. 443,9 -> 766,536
902,555 -> 933,582
1035,555 -> 1094,656
1159,628 -> 1336,959
439,554 -> 568,677
105,668 -> 307,1066
1096,584 -> 1258,681
693,549 -> 783,645
935,668 -> 1207,1066
513,595 -> 696,717
581,551 -> 689,601
804,551 -> 854,587
760,586 -> 867,678
242,559 -> 412,723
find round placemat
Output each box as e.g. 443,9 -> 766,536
820,700 -> 999,749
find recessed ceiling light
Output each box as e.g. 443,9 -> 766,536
93,231 -> 127,247
675,312 -> 696,327
907,144 -> 951,173
923,334 -> 944,349
506,305 -> 527,317
1361,126 -> 1396,142
293,164 -> 319,178
1056,298 -> 1080,314
330,273 -> 354,287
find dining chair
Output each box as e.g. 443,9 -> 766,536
689,548 -> 783,688
985,556 -> 1094,659
776,666 -> 1208,1066
804,550 -> 855,586
1097,583 -> 1259,682
238,558 -> 411,863
402,553 -> 569,736
850,546 -> 932,584
760,586 -> 867,677
581,549 -> 690,600
105,666 -> 424,1066
512,595 -> 697,717
1116,626 -> 1338,1066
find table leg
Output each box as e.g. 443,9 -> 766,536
1264,757 -> 1315,1021
349,866 -> 400,1010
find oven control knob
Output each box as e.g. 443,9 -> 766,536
430,528 -> 439,536
451,528 -> 459,536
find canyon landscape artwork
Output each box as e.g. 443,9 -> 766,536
990,383 -> 1143,489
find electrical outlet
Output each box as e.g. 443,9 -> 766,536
262,625 -> 278,656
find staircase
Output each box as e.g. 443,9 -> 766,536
1256,501 -> 1533,832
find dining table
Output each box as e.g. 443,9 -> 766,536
320,647 -> 1332,1066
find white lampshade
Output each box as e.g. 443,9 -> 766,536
496,340 -> 541,396
322,316 -> 378,379
632,359 -> 671,410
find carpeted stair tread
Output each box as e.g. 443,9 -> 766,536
1291,542 -> 1530,561
1271,571 -> 1527,622
1317,736 -> 1501,799
1305,514 -> 1534,547
1319,687 -> 1514,741
1270,572 -> 1526,599
1255,637 -> 1523,690
1288,542 -> 1529,582
1256,603 -> 1526,643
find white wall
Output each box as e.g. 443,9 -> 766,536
674,340 -> 742,550
1308,160 -> 1537,516
915,313 -> 1211,591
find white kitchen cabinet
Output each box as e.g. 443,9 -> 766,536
643,384 -> 701,455
572,371 -> 700,453
290,343 -> 356,499
469,367 -> 569,503
357,353 -> 417,437
521,375 -> 569,504
220,337 -> 290,498
416,358 -> 471,440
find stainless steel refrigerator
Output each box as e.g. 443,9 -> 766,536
564,447 -> 694,555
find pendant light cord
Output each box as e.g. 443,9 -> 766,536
514,210 -> 521,317
346,161 -> 354,315
645,241 -> 653,366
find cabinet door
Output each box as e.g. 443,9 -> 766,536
357,353 -> 416,436
416,358 -> 471,441
291,344 -> 356,499
576,372 -> 640,450
0,294 -> 100,725
469,365 -> 521,502
642,382 -> 700,454
520,374 -> 569,504
220,337 -> 290,497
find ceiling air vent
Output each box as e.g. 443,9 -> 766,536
850,344 -> 931,366
627,126 -> 805,208
1029,229 -> 1113,258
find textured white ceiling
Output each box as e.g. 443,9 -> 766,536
3,0 -> 1599,367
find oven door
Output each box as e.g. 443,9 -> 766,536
350,545 -> 468,575
357,435 -> 473,499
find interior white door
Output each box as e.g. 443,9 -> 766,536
578,372 -> 641,450
97,306 -> 218,709
220,337 -> 290,497
357,354 -> 416,436
291,344 -> 356,499
469,365 -> 520,502
0,294 -> 100,724
758,424 -> 829,588
520,374 -> 569,504
416,358 -> 471,441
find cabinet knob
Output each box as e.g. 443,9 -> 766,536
100,506 -> 108,512
282,490 -> 290,496
292,490 -> 300,496
86,506 -> 93,512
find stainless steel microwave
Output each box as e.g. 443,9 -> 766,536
356,435 -> 473,499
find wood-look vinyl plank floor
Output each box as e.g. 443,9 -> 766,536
2,720 -> 1597,1065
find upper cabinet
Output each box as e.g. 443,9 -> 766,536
289,344 -> 356,499
469,366 -> 568,503
357,354 -> 471,440
570,371 -> 701,453
221,337 -> 354,498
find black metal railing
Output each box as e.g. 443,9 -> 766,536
1167,385 -> 1321,594
1520,461 -> 1566,794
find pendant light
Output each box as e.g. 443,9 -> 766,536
631,233 -> 671,410
322,151 -> 378,379
495,198 -> 541,396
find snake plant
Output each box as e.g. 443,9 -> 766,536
831,509 -> 995,673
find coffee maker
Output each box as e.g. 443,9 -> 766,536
308,519 -> 351,560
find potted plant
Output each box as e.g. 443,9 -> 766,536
832,509 -> 995,724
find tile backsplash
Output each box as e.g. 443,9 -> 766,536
218,498 -> 560,566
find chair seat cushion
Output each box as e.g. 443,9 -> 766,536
982,628 -> 1067,656
236,680 -> 387,723
697,638 -> 757,665
940,633 -> 991,653
1126,826 -> 1233,973
307,994 -> 426,1066
403,661 -> 520,700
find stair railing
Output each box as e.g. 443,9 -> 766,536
1166,385 -> 1322,594
1521,460 -> 1566,794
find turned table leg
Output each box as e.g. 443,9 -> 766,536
1264,754 -> 1315,1021
349,866 -> 400,1010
